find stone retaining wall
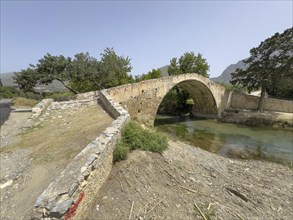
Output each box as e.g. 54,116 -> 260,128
31,99 -> 54,118
33,90 -> 130,219
230,92 -> 293,113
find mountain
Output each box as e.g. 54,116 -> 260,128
0,72 -> 17,87
211,60 -> 248,84
159,65 -> 169,77
0,72 -> 67,92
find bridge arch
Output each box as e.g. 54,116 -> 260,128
106,74 -> 228,127
155,79 -> 218,119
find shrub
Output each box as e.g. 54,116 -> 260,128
113,122 -> 168,163
0,86 -> 23,98
113,142 -> 129,163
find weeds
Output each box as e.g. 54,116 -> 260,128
12,97 -> 38,107
113,122 -> 168,163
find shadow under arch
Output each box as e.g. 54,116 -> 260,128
154,79 -> 218,124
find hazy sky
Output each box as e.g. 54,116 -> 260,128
1,1 -> 292,77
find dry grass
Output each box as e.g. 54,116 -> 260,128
12,97 -> 38,108
11,105 -> 113,165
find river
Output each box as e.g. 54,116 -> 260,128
155,115 -> 293,166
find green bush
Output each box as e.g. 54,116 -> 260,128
113,122 -> 168,163
113,142 -> 129,163
0,86 -> 22,98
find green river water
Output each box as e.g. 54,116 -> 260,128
154,115 -> 293,166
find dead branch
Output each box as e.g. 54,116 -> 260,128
226,187 -> 249,202
163,168 -> 180,183
147,196 -> 166,214
128,201 -> 134,220
194,202 -> 208,220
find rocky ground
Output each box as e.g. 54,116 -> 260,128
0,101 -> 113,220
85,140 -> 293,220
1,99 -> 292,220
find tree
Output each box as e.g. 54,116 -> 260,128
135,68 -> 162,82
231,27 -> 293,111
100,48 -> 133,88
14,67 -> 39,93
158,52 -> 210,115
13,48 -> 134,94
36,54 -> 78,94
168,52 -> 210,77
68,52 -> 101,92
0,77 -> 2,87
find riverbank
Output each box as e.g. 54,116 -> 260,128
220,109 -> 293,129
84,140 -> 292,219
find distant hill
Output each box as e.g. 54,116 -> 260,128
159,65 -> 169,77
211,60 -> 248,84
0,72 -> 67,92
0,72 -> 17,87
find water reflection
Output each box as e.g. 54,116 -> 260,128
155,115 -> 293,165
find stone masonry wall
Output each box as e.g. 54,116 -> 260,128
231,92 -> 293,113
33,90 -> 130,219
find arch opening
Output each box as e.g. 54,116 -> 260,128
154,79 -> 218,126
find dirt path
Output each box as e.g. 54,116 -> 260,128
0,103 -> 113,220
85,140 -> 292,220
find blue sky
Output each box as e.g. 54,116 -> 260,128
1,1 -> 292,77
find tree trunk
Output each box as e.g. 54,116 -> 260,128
258,85 -> 266,112
56,78 -> 79,94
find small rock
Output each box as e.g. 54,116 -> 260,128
51,199 -> 74,218
96,204 -> 100,211
189,177 -> 196,182
0,179 -> 13,189
102,196 -> 108,200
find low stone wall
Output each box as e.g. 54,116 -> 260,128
33,90 -> 130,219
31,99 -> 54,118
230,92 -> 293,113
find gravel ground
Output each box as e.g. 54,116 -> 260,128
0,103 -> 113,220
85,140 -> 293,220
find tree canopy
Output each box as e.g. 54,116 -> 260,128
168,52 -> 210,77
14,48 -> 133,94
231,27 -> 293,110
135,68 -> 162,82
159,51 -> 210,115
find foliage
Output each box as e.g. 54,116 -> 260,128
67,52 -> 100,92
0,86 -> 23,98
219,82 -> 247,93
100,48 -> 134,88
14,67 -> 39,93
135,68 -> 162,82
113,122 -> 168,163
168,52 -> 210,77
0,78 -> 2,87
158,86 -> 190,115
231,27 -> 293,110
36,54 -> 77,93
13,48 -> 134,94
113,142 -> 129,162
159,51 -> 210,115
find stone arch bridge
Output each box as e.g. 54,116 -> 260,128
105,74 -> 231,126
105,73 -> 293,127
